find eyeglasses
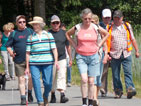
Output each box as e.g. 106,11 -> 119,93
84,18 -> 91,21
104,17 -> 111,19
52,21 -> 60,25
18,21 -> 26,24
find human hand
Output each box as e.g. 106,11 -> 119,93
55,61 -> 60,70
135,52 -> 140,58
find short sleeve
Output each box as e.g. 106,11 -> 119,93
26,35 -> 32,52
5,32 -> 14,47
48,33 -> 56,49
128,24 -> 135,40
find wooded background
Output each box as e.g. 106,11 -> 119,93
0,0 -> 140,30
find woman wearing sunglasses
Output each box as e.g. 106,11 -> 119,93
66,8 -> 109,106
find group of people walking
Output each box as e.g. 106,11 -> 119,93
0,7 -> 140,106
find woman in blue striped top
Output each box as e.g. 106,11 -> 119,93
25,16 -> 59,106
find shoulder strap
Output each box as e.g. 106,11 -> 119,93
124,22 -> 131,36
75,23 -> 82,36
12,31 -> 16,38
27,28 -> 32,35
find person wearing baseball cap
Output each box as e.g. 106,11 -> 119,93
6,15 -> 34,105
99,8 -> 112,97
49,15 -> 72,104
109,10 -> 139,99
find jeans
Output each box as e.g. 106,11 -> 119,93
66,58 -> 72,83
94,52 -> 104,86
30,65 -> 53,104
76,53 -> 100,77
111,54 -> 135,91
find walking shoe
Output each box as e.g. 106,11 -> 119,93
114,89 -> 123,99
93,100 -> 99,106
50,93 -> 56,103
38,102 -> 44,106
82,104 -> 87,106
67,83 -> 71,87
127,87 -> 137,99
21,98 -> 26,105
60,95 -> 69,103
28,92 -> 33,102
100,88 -> 106,97
43,95 -> 49,106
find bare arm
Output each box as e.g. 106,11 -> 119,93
66,26 -> 77,49
25,52 -> 30,74
98,26 -> 109,48
131,39 -> 139,58
7,47 -> 16,57
66,45 -> 72,66
52,48 -> 59,69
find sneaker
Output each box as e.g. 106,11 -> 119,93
93,100 -> 99,106
100,88 -> 106,97
60,95 -> 69,103
67,83 -> 71,87
82,105 -> 87,106
6,77 -> 11,81
28,92 -> 33,102
38,102 -> 44,106
21,98 -> 26,105
50,93 -> 56,103
114,89 -> 123,99
127,87 -> 137,99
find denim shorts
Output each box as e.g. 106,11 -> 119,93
76,53 -> 100,77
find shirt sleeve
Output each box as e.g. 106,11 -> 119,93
26,35 -> 32,52
128,24 -> 135,40
5,32 -> 14,47
48,33 -> 56,49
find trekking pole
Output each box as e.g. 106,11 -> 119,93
11,78 -> 14,103
25,74 -> 28,106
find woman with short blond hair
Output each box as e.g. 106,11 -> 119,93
0,24 -> 15,80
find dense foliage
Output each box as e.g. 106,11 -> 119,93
0,0 -> 140,30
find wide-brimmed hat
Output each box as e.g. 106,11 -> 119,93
28,16 -> 46,26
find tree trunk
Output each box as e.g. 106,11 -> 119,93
34,0 -> 46,21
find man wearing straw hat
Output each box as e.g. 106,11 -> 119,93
6,15 -> 33,105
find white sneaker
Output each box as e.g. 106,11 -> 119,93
67,83 -> 71,87
82,105 -> 87,106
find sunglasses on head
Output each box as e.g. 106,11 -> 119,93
18,21 -> 26,24
52,21 -> 60,25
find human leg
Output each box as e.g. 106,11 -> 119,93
8,52 -> 15,79
121,55 -> 136,99
50,65 -> 57,103
1,51 -> 10,80
30,65 -> 43,104
111,57 -> 123,98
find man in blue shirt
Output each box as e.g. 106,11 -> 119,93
6,15 -> 33,105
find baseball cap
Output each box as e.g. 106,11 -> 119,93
51,15 -> 60,22
113,10 -> 123,18
102,9 -> 111,18
16,15 -> 26,22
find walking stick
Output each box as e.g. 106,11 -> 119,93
25,74 -> 28,106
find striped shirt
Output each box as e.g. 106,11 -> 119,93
26,30 -> 56,65
110,22 -> 135,59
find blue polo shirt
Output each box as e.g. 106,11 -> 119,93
6,28 -> 33,63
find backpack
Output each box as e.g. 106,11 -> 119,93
12,28 -> 32,38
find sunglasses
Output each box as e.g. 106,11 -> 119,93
52,21 -> 60,25
18,21 -> 26,24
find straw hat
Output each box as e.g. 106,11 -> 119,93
28,16 -> 46,26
